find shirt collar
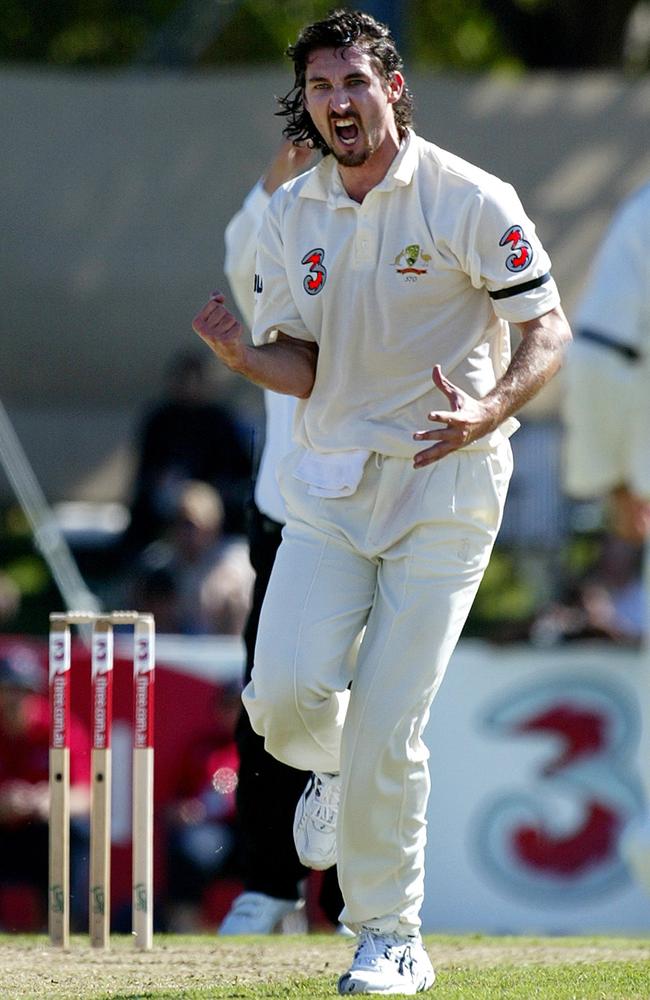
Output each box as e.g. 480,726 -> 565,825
298,129 -> 418,205
389,129 -> 418,188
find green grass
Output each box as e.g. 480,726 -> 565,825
429,963 -> 650,1000
1,933 -> 649,999
123,967 -> 650,1000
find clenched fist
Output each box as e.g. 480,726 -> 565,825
192,292 -> 247,373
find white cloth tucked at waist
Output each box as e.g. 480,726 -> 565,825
293,448 -> 371,498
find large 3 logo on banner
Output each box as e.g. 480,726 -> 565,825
473,676 -> 643,903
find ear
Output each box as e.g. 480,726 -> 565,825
387,71 -> 404,105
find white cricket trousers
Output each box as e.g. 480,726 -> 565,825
242,441 -> 512,935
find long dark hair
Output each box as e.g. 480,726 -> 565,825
277,8 -> 414,154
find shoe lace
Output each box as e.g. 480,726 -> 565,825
312,774 -> 340,831
354,931 -> 416,973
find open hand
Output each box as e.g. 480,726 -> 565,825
413,365 -> 496,468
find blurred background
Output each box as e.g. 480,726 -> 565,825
1,0 -> 650,937
2,0 -> 649,633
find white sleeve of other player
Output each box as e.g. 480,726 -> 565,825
457,180 -> 560,323
224,181 -> 271,329
251,193 -> 314,346
565,187 -> 650,499
574,191 -> 650,352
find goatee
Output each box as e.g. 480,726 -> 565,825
332,147 -> 371,167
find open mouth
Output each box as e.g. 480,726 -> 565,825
332,117 -> 360,146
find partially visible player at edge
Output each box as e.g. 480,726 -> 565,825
193,9 -> 572,995
563,180 -> 650,892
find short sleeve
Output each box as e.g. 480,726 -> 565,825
252,194 -> 315,346
574,197 -> 647,349
458,181 -> 560,324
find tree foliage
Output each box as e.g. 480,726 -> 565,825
483,0 -> 641,69
0,0 -> 178,66
408,0 -> 518,72
0,0 -> 647,71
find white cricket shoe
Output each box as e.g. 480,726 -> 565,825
293,771 -> 340,870
338,930 -> 435,995
218,892 -> 305,935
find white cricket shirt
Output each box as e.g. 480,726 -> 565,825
574,182 -> 650,355
252,129 -> 560,459
224,180 -> 296,524
563,182 -> 650,499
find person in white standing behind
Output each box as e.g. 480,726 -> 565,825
219,141 -> 346,934
563,180 -> 650,891
194,10 -> 571,995
563,181 -> 650,542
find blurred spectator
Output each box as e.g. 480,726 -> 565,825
0,571 -> 20,627
530,533 -> 646,647
165,680 -> 241,931
130,480 -> 254,636
0,645 -> 90,931
122,348 -> 253,555
128,561 -> 179,635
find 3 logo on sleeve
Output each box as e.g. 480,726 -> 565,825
499,225 -> 533,272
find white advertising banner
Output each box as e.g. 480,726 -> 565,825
421,640 -> 650,933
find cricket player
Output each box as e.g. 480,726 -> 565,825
563,181 -> 650,542
563,180 -> 650,892
193,10 -> 572,994
219,141 -> 346,934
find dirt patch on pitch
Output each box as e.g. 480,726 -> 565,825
1,934 -> 649,999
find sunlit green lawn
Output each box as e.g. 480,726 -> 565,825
1,933 -> 649,1000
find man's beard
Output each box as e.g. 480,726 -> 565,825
331,146 -> 371,167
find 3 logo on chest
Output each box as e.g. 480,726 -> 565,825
301,248 -> 327,295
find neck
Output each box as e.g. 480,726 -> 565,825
337,129 -> 402,204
